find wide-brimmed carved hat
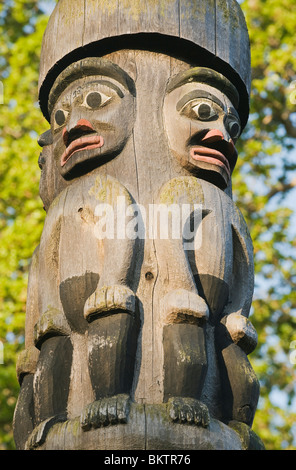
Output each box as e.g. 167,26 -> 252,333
39,0 -> 251,129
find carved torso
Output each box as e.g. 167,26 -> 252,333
14,36 -> 261,449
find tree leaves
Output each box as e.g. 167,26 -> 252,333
0,0 -> 49,449
237,0 -> 296,450
0,0 -> 295,450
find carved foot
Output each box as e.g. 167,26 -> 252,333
25,414 -> 66,449
167,397 -> 210,428
80,394 -> 131,431
228,420 -> 265,450
84,285 -> 136,322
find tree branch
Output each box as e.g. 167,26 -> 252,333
267,178 -> 296,199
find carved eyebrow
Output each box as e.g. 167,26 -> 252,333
86,80 -> 124,98
227,106 -> 240,119
166,67 -> 239,110
176,91 -> 225,112
48,58 -> 136,118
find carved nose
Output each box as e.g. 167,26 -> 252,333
201,129 -> 224,143
201,129 -> 236,157
63,119 -> 95,147
38,129 -> 53,148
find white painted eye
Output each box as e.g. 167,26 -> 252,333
192,102 -> 218,120
225,115 -> 241,140
84,91 -> 112,109
54,109 -> 69,128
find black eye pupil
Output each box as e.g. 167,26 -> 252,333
229,121 -> 240,138
198,103 -> 212,119
55,109 -> 66,126
86,92 -> 102,108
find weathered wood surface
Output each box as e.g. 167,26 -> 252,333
34,404 -> 263,451
13,0 -> 262,451
38,0 -> 250,128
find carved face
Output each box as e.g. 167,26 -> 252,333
164,71 -> 241,189
50,68 -> 136,178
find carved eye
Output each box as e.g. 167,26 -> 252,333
38,152 -> 45,170
225,115 -> 241,140
180,98 -> 219,121
54,109 -> 69,128
84,91 -> 112,109
191,102 -> 218,121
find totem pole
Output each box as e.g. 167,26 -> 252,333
13,0 -> 264,450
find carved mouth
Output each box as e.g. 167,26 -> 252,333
190,146 -> 231,177
189,130 -> 237,179
61,134 -> 104,167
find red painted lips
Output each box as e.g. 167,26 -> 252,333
61,119 -> 104,167
190,129 -> 236,178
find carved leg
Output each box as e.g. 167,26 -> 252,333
216,314 -> 260,427
28,335 -> 73,449
13,346 -> 39,449
219,344 -> 259,426
13,375 -> 35,450
156,177 -> 207,320
84,175 -> 140,322
156,177 -> 210,424
163,322 -> 209,427
81,176 -> 140,429
81,312 -> 139,430
83,208 -> 139,321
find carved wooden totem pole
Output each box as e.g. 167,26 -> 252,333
13,0 -> 264,450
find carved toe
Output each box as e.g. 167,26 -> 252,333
80,394 -> 131,431
167,397 -> 210,428
25,414 -> 66,449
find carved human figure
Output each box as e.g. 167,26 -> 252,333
12,0 -> 263,452
14,58 -> 141,448
163,68 -> 240,190
160,67 -> 259,425
14,52 -> 260,451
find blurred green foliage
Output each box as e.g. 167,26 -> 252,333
0,0 -> 295,450
0,0 -> 50,449
236,0 -> 296,450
